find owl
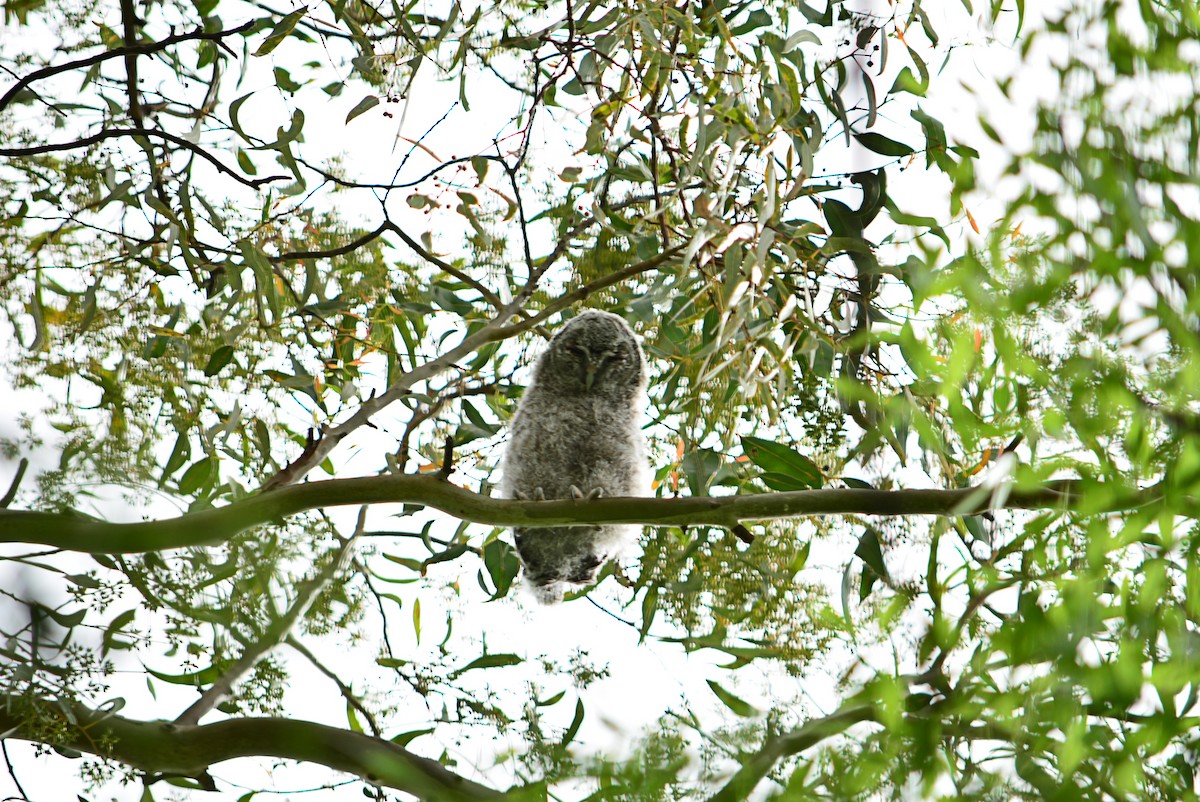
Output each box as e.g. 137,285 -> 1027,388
498,310 -> 651,604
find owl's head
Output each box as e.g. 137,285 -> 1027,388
537,310 -> 645,396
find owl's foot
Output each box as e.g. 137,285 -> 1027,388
515,488 -> 547,501
570,485 -> 604,500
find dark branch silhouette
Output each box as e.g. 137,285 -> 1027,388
0,23 -> 256,114
0,128 -> 290,189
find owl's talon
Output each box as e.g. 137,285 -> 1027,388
533,487 -> 546,501
570,485 -> 604,500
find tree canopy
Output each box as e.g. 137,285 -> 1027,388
1,0 -> 1199,799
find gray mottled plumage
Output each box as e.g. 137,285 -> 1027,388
498,310 -> 650,604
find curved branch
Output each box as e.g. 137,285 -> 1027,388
0,128 -> 290,189
0,23 -> 256,115
0,696 -> 502,801
0,476 -> 1155,554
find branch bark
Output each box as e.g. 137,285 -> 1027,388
0,696 -> 502,801
0,476 -> 1152,554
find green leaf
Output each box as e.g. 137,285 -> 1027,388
178,456 -> 214,495
253,8 -> 307,57
66,573 -> 100,589
482,539 -> 520,599
346,702 -> 363,733
740,436 -> 823,489
823,198 -> 858,236
423,543 -> 470,567
452,653 -> 523,677
854,132 -> 915,157
640,585 -> 659,641
345,94 -> 380,124
235,148 -> 257,176
40,604 -> 86,628
391,728 -> 434,747
101,609 -> 136,655
203,345 -> 235,376
889,66 -> 927,97
145,663 -> 221,686
783,30 -> 821,51
229,93 -> 255,139
758,471 -> 816,492
382,552 -> 423,572
273,66 -> 302,93
707,679 -> 757,717
561,699 -> 584,746
854,527 -> 889,602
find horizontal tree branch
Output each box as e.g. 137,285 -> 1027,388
0,696 -> 502,801
0,475 -> 1155,554
0,128 -> 290,189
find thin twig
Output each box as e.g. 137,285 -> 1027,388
286,635 -> 382,737
174,519 -> 364,725
1,741 -> 29,802
0,129 -> 290,189
0,22 -> 256,114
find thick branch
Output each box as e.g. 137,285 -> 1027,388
0,696 -> 502,801
0,476 -> 1151,554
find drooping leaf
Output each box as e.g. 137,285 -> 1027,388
707,679 -> 757,717
253,8 -> 307,57
452,653 -> 523,677
740,436 -> 823,489
345,94 -> 380,124
854,132 -> 915,158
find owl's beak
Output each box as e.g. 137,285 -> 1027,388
583,363 -> 598,391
